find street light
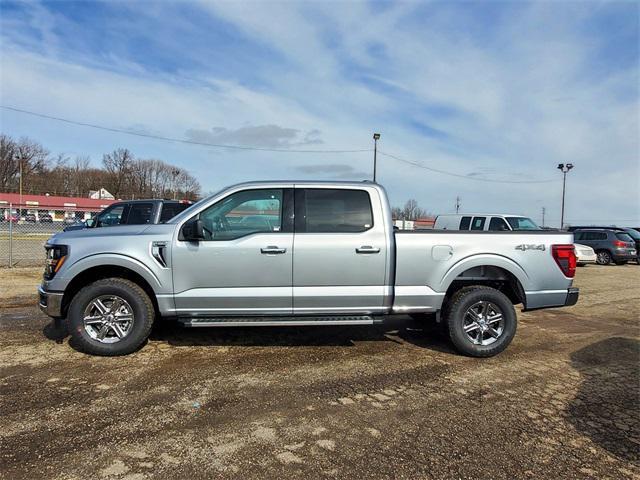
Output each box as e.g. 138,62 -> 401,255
372,133 -> 381,182
557,163 -> 574,230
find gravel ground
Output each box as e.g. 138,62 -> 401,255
0,265 -> 638,479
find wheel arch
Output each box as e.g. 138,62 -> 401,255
439,255 -> 529,307
61,263 -> 160,319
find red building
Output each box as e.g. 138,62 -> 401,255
0,192 -> 116,222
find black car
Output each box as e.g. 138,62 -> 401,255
573,229 -> 637,265
40,213 -> 53,223
63,199 -> 192,231
24,213 -> 37,223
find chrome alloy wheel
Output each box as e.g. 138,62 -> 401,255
463,301 -> 504,346
83,295 -> 134,343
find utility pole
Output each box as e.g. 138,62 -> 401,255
18,157 -> 23,218
557,163 -> 574,230
541,207 -> 546,228
372,133 -> 380,182
455,196 -> 461,214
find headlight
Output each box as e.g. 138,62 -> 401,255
44,245 -> 68,280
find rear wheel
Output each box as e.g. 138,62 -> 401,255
444,286 -> 517,358
67,278 -> 154,356
596,250 -> 612,265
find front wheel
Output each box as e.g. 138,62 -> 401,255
444,286 -> 517,358
67,278 -> 155,356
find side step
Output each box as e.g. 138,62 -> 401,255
180,315 -> 380,328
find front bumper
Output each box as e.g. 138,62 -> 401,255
38,286 -> 64,318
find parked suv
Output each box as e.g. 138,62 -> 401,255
63,199 -> 192,231
573,229 -> 637,265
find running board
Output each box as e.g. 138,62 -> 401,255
180,315 -> 379,327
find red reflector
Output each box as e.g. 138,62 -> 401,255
552,244 -> 576,278
613,240 -> 626,248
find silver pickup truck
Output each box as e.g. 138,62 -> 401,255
39,181 -> 578,357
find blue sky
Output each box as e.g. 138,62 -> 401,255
1,0 -> 638,225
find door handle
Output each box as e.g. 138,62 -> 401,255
356,246 -> 381,254
261,246 -> 287,254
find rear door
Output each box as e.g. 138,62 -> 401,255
292,187 -> 388,314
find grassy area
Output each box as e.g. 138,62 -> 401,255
0,267 -> 42,308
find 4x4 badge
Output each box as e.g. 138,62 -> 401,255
515,244 -> 546,251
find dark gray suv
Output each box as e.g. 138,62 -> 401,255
573,229 -> 637,265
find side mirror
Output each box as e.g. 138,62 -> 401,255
181,218 -> 205,241
85,219 -> 95,228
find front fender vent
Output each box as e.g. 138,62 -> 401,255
151,241 -> 168,268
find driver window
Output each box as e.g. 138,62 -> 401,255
488,217 -> 510,231
199,189 -> 282,240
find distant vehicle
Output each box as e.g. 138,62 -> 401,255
24,213 -> 37,223
573,229 -> 637,265
63,199 -> 192,231
1,213 -> 18,222
569,226 -> 640,265
621,228 -> 640,264
434,214 -> 541,231
574,244 -> 596,266
40,213 -> 53,223
63,216 -> 83,226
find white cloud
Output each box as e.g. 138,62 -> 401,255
0,1 -> 638,225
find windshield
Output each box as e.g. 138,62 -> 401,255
506,217 -> 540,230
165,194 -> 216,224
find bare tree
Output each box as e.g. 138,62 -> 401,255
394,199 -> 428,220
102,148 -> 134,198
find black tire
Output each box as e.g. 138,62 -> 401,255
577,262 -> 586,267
67,278 -> 154,356
596,250 -> 612,265
444,286 -> 517,358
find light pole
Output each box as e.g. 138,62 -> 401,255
557,163 -> 574,230
372,133 -> 380,182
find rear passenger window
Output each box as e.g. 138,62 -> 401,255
489,217 -> 509,231
124,203 -> 154,224
459,216 -> 471,230
596,232 -> 607,240
471,217 -> 486,231
299,189 -> 373,233
574,232 -> 584,241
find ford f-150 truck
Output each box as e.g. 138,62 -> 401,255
39,181 -> 579,357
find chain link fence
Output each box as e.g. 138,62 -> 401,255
0,204 -> 100,267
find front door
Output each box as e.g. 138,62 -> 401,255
172,188 -> 294,316
292,187 -> 388,314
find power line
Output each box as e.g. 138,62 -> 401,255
378,151 -> 558,184
0,105 -> 371,154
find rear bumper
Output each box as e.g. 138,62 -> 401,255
524,287 -> 579,311
38,286 -> 64,318
612,251 -> 637,261
564,287 -> 579,306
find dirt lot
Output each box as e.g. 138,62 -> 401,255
0,265 -> 638,479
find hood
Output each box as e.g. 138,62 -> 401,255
48,223 -> 175,243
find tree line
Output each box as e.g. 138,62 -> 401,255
0,134 -> 201,200
391,198 -> 432,220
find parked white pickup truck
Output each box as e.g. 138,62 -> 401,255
39,181 -> 578,357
